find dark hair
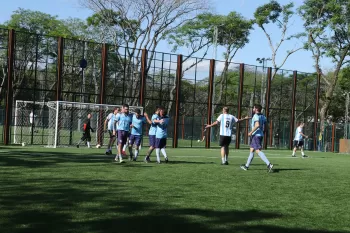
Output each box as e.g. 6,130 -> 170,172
158,106 -> 165,111
114,107 -> 120,111
123,104 -> 129,108
254,104 -> 262,112
134,108 -> 141,115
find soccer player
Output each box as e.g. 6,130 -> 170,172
128,109 -> 151,161
144,106 -> 160,163
205,106 -> 249,165
104,107 -> 120,155
29,110 -> 38,133
77,113 -> 94,148
240,104 -> 274,172
154,106 -> 169,164
292,122 -> 308,158
114,104 -> 132,163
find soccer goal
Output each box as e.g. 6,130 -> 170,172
46,101 -> 143,148
13,100 -> 48,144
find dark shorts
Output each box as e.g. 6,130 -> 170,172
129,134 -> 142,147
219,136 -> 231,147
293,140 -> 304,148
81,132 -> 91,142
117,130 -> 128,145
149,135 -> 156,148
250,135 -> 263,150
108,130 -> 116,139
155,138 -> 167,149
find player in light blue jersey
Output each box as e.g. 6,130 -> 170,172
205,106 -> 249,165
144,106 -> 160,163
113,104 -> 132,163
104,107 -> 120,155
154,106 -> 169,164
240,104 -> 273,172
128,108 -> 152,161
292,122 -> 308,158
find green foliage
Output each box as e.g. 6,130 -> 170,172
3,8 -> 72,37
254,0 -> 283,27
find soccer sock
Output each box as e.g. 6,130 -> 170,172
292,151 -> 296,156
87,142 -> 90,148
161,148 -> 167,158
128,146 -> 133,157
222,157 -> 225,164
123,144 -> 127,151
224,155 -> 228,162
301,150 -> 305,156
156,149 -> 160,163
134,149 -> 139,158
258,151 -> 270,166
245,152 -> 254,167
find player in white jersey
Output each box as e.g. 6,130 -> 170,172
292,122 -> 308,158
104,107 -> 120,155
205,107 -> 249,165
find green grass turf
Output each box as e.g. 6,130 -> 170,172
0,146 -> 349,233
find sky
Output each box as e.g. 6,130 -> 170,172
0,0 -> 333,73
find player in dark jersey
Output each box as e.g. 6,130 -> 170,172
77,113 -> 94,148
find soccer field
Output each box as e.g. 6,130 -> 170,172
0,146 -> 349,233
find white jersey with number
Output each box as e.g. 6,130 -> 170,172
294,126 -> 303,141
107,113 -> 114,130
216,114 -> 238,136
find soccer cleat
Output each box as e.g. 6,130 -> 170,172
119,159 -> 124,163
240,165 -> 248,171
157,161 -> 161,164
267,163 -> 274,173
302,155 -> 308,158
292,155 -> 296,157
225,161 -> 229,165
133,157 -> 137,161
114,156 -> 119,162
165,157 -> 168,163
76,145 -> 79,148
144,156 -> 151,163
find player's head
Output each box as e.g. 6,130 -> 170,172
87,113 -> 92,119
123,104 -> 129,114
134,108 -> 141,117
158,106 -> 165,116
114,107 -> 120,114
253,104 -> 262,113
155,105 -> 160,114
298,122 -> 305,127
222,107 -> 229,114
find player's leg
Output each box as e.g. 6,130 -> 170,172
122,132 -> 129,156
115,130 -> 124,162
300,141 -> 308,158
219,136 -> 226,165
160,138 -> 168,163
86,133 -> 91,148
77,133 -> 86,148
106,130 -> 114,154
254,137 -> 273,172
292,140 -> 298,157
155,138 -> 161,163
224,136 -> 231,165
241,135 -> 258,170
133,136 -> 142,161
128,135 -> 135,160
145,135 -> 155,162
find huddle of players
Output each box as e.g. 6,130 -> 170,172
104,104 -> 170,164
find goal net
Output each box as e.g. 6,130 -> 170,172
13,100 -> 48,144
46,101 -> 143,148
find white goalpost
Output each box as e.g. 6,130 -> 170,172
46,101 -> 143,148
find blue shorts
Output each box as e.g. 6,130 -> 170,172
129,134 -> 142,147
155,138 -> 167,149
250,135 -> 263,150
117,130 -> 128,145
149,135 -> 156,147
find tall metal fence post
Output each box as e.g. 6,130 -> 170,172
331,122 -> 335,152
98,43 -> 108,145
139,49 -> 148,108
289,71 -> 297,150
314,73 -> 321,150
56,37 -> 64,101
236,63 -> 244,149
263,67 -> 272,149
172,55 -> 182,148
206,59 -> 215,149
4,29 -> 15,145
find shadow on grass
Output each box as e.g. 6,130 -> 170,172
0,177 -> 348,233
169,160 -> 215,165
272,168 -> 304,173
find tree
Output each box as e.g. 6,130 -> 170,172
80,0 -> 209,108
299,0 -> 350,130
254,0 -> 305,108
0,8 -> 73,101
